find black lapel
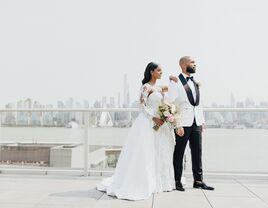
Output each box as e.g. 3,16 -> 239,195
178,74 -> 195,106
193,80 -> 200,106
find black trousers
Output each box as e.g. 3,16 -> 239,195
173,120 -> 203,183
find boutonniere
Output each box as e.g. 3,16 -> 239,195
194,81 -> 201,88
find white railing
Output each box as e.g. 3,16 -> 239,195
0,107 -> 268,176
1,107 -> 268,112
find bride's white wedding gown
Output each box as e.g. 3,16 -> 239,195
97,83 -> 175,200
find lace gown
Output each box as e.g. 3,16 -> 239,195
97,83 -> 175,200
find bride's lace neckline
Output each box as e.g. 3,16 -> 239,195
145,83 -> 158,88
144,83 -> 162,92
147,82 -> 156,87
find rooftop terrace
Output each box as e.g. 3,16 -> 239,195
0,173 -> 268,208
0,108 -> 268,207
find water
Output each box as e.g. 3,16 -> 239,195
202,128 -> 268,173
0,127 -> 129,146
0,127 -> 267,172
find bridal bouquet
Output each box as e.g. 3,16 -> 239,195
153,101 -> 181,131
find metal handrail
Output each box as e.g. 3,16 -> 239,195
1,107 -> 268,176
0,107 -> 268,112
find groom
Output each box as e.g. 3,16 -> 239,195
168,56 -> 214,192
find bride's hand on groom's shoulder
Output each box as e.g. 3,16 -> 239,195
161,86 -> 168,92
169,75 -> 178,83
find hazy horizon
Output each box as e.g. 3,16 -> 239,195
1,0 -> 268,107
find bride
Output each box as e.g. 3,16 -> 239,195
97,62 -> 178,200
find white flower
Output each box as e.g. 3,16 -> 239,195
170,104 -> 176,114
163,110 -> 170,117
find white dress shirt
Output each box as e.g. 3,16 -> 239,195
181,73 -> 196,102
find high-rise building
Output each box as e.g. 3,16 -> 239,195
109,96 -> 115,107
32,101 -> 42,125
25,98 -> 32,108
43,104 -> 54,125
17,100 -> 29,125
123,74 -> 130,107
4,103 -> 16,125
102,96 -> 107,108
117,92 -> 121,108
66,98 -> 75,122
245,98 -> 255,108
56,101 -> 66,125
25,98 -> 32,125
94,100 -> 101,108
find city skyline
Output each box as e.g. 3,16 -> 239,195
3,90 -> 268,109
1,73 -> 268,109
2,95 -> 268,129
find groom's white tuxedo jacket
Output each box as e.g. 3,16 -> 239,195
168,73 -> 205,127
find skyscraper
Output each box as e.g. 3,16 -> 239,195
32,101 -> 41,125
117,92 -> 121,108
66,98 -> 74,122
102,96 -> 107,108
123,74 -> 130,108
109,96 -> 115,107
56,101 -> 66,125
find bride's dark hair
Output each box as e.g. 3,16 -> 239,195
142,62 -> 159,85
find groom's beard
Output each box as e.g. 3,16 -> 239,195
186,66 -> 196,74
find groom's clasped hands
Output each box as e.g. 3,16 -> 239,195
176,127 -> 185,137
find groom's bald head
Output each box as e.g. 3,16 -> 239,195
179,56 -> 192,67
179,56 -> 196,75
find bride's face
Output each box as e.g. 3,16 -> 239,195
151,67 -> 162,80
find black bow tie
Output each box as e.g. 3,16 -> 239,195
186,76 -> 194,81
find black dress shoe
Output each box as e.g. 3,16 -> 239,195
193,181 -> 215,190
175,182 -> 185,192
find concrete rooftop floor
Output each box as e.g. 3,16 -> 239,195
0,174 -> 268,208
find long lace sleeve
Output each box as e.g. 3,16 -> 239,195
139,84 -> 155,120
175,105 -> 183,128
168,81 -> 182,128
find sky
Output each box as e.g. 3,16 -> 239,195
0,0 -> 268,107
